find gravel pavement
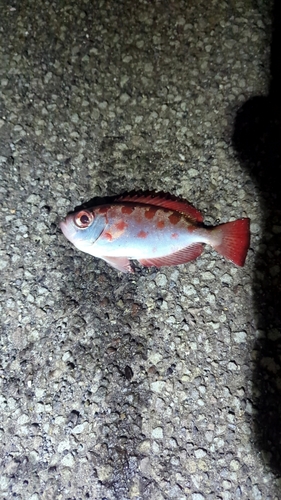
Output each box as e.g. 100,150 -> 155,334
1,0 -> 280,499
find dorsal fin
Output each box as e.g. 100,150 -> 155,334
115,191 -> 203,222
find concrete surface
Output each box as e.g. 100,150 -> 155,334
0,0 -> 280,499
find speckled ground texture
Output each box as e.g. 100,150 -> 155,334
1,0 -> 281,499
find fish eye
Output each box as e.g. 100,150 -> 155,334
74,210 -> 94,228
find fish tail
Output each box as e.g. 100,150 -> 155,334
210,218 -> 250,266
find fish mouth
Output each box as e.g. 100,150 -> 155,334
59,219 -> 67,234
59,218 -> 75,240
59,217 -> 80,245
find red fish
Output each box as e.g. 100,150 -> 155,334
60,192 -> 250,273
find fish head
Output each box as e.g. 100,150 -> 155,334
60,208 -> 106,253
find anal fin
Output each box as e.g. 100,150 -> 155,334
138,243 -> 203,268
101,256 -> 134,273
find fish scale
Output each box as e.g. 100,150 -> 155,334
92,204 -> 207,257
60,192 -> 250,273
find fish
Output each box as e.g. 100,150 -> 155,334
60,192 -> 250,273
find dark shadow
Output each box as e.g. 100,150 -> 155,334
74,194 -> 119,212
232,0 -> 281,474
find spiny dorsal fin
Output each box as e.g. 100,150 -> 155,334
115,191 -> 203,222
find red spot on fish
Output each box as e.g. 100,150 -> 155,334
116,220 -> 128,231
169,213 -> 181,225
104,231 -> 113,241
171,233 -> 179,239
137,230 -> 148,238
121,205 -> 134,215
99,207 -> 108,214
157,220 -> 165,229
145,207 -> 158,219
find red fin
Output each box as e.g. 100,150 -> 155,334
138,243 -> 203,268
101,256 -> 134,273
116,191 -> 203,222
210,218 -> 250,266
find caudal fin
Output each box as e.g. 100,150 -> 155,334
211,218 -> 250,266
